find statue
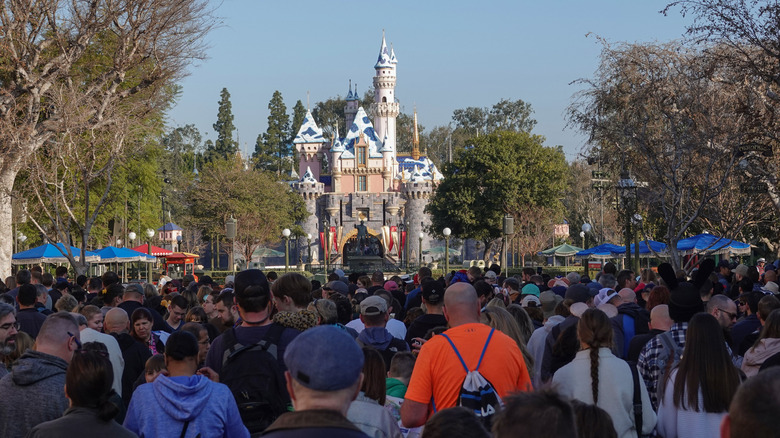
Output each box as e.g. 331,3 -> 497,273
355,221 -> 368,255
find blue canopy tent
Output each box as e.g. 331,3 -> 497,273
93,246 -> 157,263
12,243 -> 100,265
576,243 -> 626,260
611,240 -> 668,258
676,233 -> 751,256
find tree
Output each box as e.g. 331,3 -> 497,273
425,131 -> 568,260
569,42 -> 754,268
188,156 -> 307,266
452,99 -> 537,137
0,0 -> 214,276
255,91 -> 290,174
290,100 -> 307,170
206,88 -> 238,162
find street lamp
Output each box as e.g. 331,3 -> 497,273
632,214 -> 643,273
17,233 -> 27,252
282,228 -> 291,272
176,234 -> 182,252
322,219 -> 329,275
581,223 -> 592,278
617,172 -> 637,271
503,214 -> 514,275
443,227 -> 452,276
418,232 -> 424,269
398,222 -> 406,270
306,233 -> 312,268
145,228 -> 155,283
128,231 -> 136,244
225,216 -> 237,276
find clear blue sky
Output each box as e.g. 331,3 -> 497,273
166,0 -> 692,161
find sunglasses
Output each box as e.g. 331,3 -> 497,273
718,308 -> 738,320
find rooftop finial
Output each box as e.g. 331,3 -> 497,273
412,109 -> 420,160
307,90 -> 310,111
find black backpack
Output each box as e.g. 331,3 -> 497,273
220,324 -> 289,435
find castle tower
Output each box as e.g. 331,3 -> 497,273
371,32 -> 400,181
401,173 -> 434,265
345,81 -> 359,130
293,110 -> 326,180
292,168 -> 325,263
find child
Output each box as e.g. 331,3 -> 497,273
144,354 -> 166,383
384,352 -> 420,438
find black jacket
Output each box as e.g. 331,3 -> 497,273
111,332 -> 151,406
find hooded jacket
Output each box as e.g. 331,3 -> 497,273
612,302 -> 651,358
741,338 -> 780,378
123,374 -> 249,438
0,350 -> 69,438
357,327 -> 409,371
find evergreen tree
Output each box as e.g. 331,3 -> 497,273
290,99 -> 307,171
255,90 -> 290,174
206,88 -> 238,162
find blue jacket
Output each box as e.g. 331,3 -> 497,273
124,374 -> 249,438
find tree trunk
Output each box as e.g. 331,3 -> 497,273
0,169 -> 21,278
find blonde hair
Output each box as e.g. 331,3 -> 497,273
480,307 -> 534,377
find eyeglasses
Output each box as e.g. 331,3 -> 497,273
718,308 -> 738,320
67,331 -> 82,350
0,321 -> 20,331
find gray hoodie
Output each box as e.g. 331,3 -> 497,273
0,350 -> 69,438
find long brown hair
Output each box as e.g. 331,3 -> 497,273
671,313 -> 739,412
481,307 -> 534,374
360,347 -> 386,405
576,309 -> 613,404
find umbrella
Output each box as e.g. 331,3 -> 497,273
93,246 -> 157,263
423,246 -> 462,257
131,244 -> 172,257
539,244 -> 584,257
253,247 -> 285,258
12,243 -> 101,265
611,240 -> 668,258
576,243 -> 626,260
676,233 -> 751,256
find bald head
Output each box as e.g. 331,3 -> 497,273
36,313 -> 80,363
104,307 -> 129,334
443,282 -> 480,326
618,288 -> 636,304
649,304 -> 673,331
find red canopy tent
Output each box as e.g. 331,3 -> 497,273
131,244 -> 173,257
162,252 -> 200,277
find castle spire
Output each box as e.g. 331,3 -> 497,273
412,109 -> 420,160
375,31 -> 393,68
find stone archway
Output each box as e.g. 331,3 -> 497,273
340,227 -> 384,261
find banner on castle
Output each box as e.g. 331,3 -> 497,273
389,226 -> 397,252
319,231 -> 326,252
332,227 -> 338,252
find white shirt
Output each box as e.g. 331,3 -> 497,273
80,327 -> 125,396
346,318 -> 407,340
656,369 -> 726,438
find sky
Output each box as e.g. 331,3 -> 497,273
166,0 -> 694,162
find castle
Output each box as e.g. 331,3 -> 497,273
292,33 -> 442,269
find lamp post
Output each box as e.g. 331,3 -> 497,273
322,219 -> 329,275
418,232 -> 424,269
632,214 -> 642,273
443,227 -> 451,276
617,172 -> 637,271
282,228 -> 291,272
581,223 -> 592,278
502,214 -> 514,275
145,228 -> 155,283
398,222 -> 406,270
306,233 -> 312,269
225,216 -> 237,276
17,233 -> 27,253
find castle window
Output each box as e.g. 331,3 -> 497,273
358,175 -> 367,192
357,146 -> 366,167
382,97 -> 387,103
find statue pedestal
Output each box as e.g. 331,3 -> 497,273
348,255 -> 385,273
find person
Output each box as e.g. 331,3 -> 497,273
179,322 -> 210,367
271,272 -> 318,331
118,283 -> 171,333
656,313 -> 741,438
611,288 -> 650,359
732,291 -> 763,352
707,294 -> 738,331
356,296 -> 409,370
741,308 -> 780,377
491,390 -> 577,438
77,310 -> 125,398
401,282 -> 532,428
214,290 -> 239,332
143,354 -> 166,383
0,302 -> 18,377
205,269 -> 299,434
405,278 -> 447,345
262,325 -> 371,437
420,407 -> 490,438
16,283 -> 47,338
720,367 -> 780,438
627,304 -> 673,362
571,400 -> 618,438
0,313 -> 81,437
553,308 -> 656,438
347,347 -> 403,438
404,267 -> 433,311
737,294 -> 780,356
164,294 -> 189,331
26,348 -> 138,438
123,330 -> 249,437
130,307 -> 165,356
105,308 -> 151,407
480,306 -> 534,381
348,290 -> 407,339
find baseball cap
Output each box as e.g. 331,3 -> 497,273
734,264 -> 749,277
565,283 -> 593,303
323,281 -> 348,296
594,288 -> 619,307
384,281 -> 399,292
521,284 -> 540,297
360,295 -> 388,316
285,326 -> 364,391
422,279 -> 446,304
484,270 -> 497,281
521,295 -> 541,308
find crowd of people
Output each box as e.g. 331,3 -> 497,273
0,260 -> 779,437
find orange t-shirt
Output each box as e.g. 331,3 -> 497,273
405,322 -> 532,413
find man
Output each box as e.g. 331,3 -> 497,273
364,271 -> 384,295
271,272 -> 318,331
118,283 -> 171,332
540,283 -> 595,383
405,278 -> 448,345
124,331 -> 249,437
520,267 -> 535,285
105,307 -> 150,406
86,277 -> 103,302
491,390 -> 577,438
75,312 -> 125,397
322,280 -> 349,298
205,269 -> 300,434
16,283 -> 47,338
502,277 -> 521,304
732,291 -> 763,353
165,294 -> 189,331
401,282 -> 532,428
737,294 -> 780,356
616,269 -> 637,291
720,368 -> 780,438
0,303 -> 18,377
215,290 -> 240,330
627,304 -> 673,362
356,295 -> 409,370
262,325 -> 370,437
611,288 -> 650,359
6,269 -> 31,301
34,284 -> 54,316
717,260 -> 732,289
0,313 -> 80,437
404,266 -> 433,311
346,290 -> 407,340
707,294 -> 738,331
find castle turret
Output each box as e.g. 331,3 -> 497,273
345,80 -> 359,130
400,174 -> 434,265
293,110 -> 326,180
371,32 -> 399,180
292,167 -> 325,263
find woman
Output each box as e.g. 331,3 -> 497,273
346,347 -> 402,438
657,313 -> 741,437
506,304 -> 536,343
645,285 -> 670,311
186,306 -> 208,324
481,306 -> 534,379
553,308 -> 656,438
130,308 -> 165,355
742,308 -> 780,377
26,349 -> 137,438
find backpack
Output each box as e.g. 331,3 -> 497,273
438,328 -> 502,428
656,330 -> 684,382
220,324 -> 289,435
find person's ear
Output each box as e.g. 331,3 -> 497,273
285,371 -> 298,407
